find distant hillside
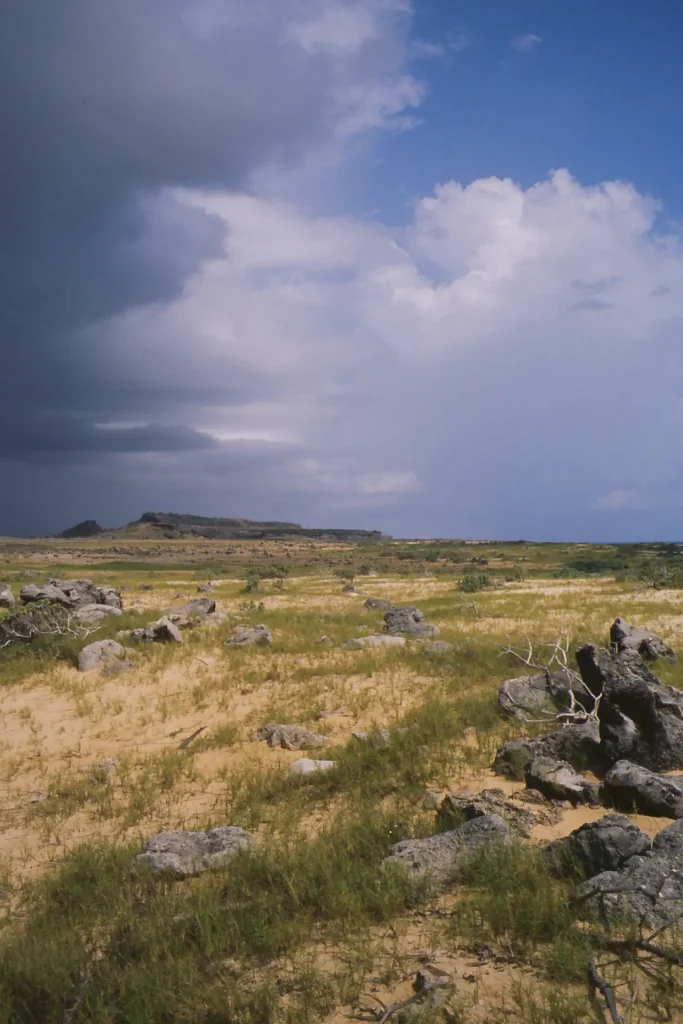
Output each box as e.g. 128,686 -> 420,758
119,512 -> 387,542
60,519 -> 105,539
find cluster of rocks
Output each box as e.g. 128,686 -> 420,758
488,616 -> 683,926
343,600 -> 442,649
0,577 -> 125,649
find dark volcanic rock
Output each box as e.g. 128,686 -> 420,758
610,617 -> 676,662
577,644 -> 683,771
545,813 -> 650,878
493,719 -> 603,779
576,819 -> 683,929
525,756 -> 599,806
385,605 -> 439,637
601,760 -> 683,818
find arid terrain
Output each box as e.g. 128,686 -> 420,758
1,537 -> 683,1023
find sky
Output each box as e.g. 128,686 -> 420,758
2,0 -> 683,540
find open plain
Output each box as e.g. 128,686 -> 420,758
1,537 -> 683,1023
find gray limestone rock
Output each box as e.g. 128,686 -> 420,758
136,826 -> 253,877
383,814 -> 510,888
77,639 -> 127,673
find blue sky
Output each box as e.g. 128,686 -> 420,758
2,0 -> 683,540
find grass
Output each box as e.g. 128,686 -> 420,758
0,810 -> 424,1024
2,541 -> 683,1021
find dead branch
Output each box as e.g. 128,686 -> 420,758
497,631 -> 602,725
0,603 -> 102,649
588,958 -> 624,1024
350,973 -> 448,1024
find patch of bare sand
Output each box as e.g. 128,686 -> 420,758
0,641 -> 438,881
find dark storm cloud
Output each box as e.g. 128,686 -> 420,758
0,1 -> 334,436
0,419 -> 219,463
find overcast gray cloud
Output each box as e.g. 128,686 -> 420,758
4,3 -> 683,541
0,0 -> 419,520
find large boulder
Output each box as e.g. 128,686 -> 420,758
601,760 -> 683,818
130,617 -> 183,644
225,624 -> 272,647
20,578 -> 122,610
610,617 -> 676,662
385,606 -> 439,637
577,644 -> 683,771
576,819 -> 683,929
136,826 -> 253,877
342,634 -> 405,650
544,814 -> 651,878
0,584 -> 15,608
498,670 -> 594,721
257,723 -> 328,750
524,756 -> 599,806
383,815 -> 509,889
77,639 -> 127,673
493,719 -> 603,779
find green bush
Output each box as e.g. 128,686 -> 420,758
458,573 -> 491,593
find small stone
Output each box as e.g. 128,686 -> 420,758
257,723 -> 328,750
290,758 -> 336,776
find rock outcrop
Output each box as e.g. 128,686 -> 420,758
576,819 -> 683,928
577,644 -> 683,771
